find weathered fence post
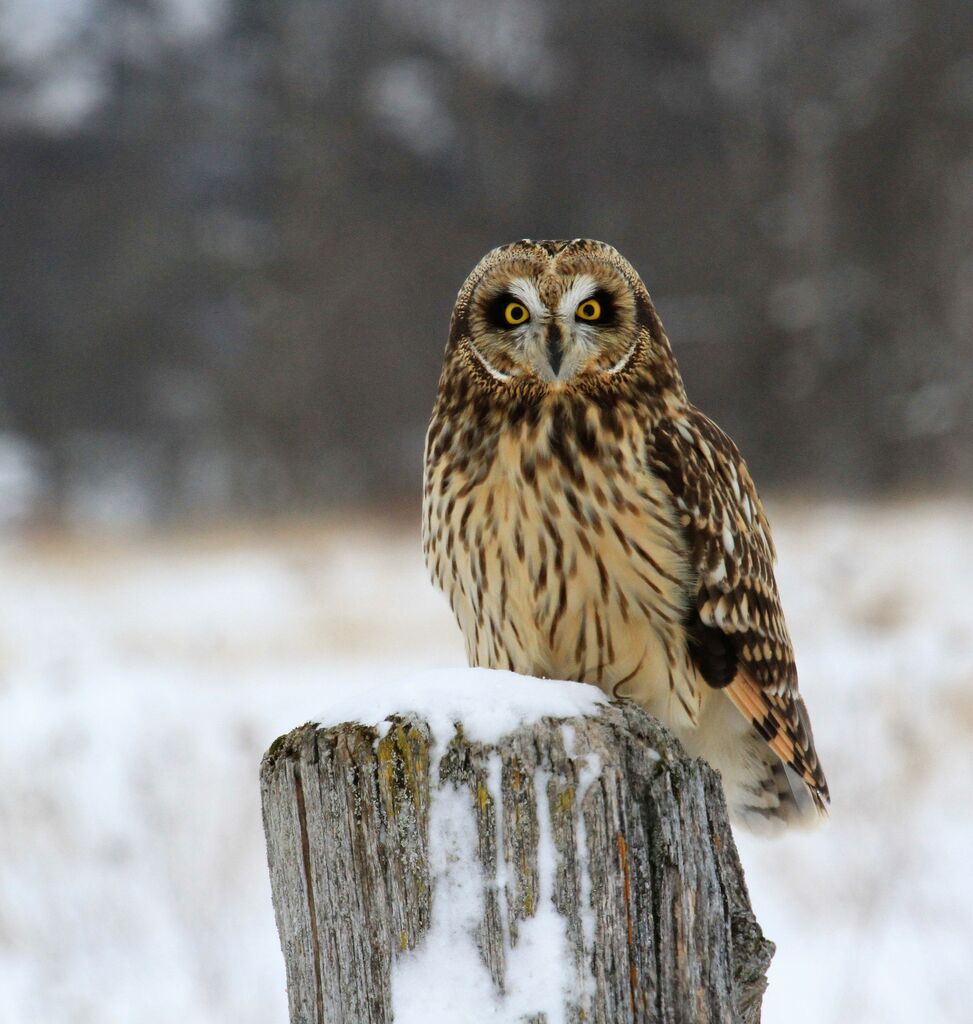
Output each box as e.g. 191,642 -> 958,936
260,692 -> 773,1023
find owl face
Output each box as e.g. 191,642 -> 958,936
451,240 -> 653,392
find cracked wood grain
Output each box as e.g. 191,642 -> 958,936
260,700 -> 774,1023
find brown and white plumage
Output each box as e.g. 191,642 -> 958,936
423,239 -> 829,832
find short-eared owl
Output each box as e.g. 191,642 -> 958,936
423,239 -> 828,832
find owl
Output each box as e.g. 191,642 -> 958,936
422,239 -> 828,832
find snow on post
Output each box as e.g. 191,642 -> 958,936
259,669 -> 773,1023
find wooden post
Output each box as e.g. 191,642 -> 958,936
260,699 -> 773,1024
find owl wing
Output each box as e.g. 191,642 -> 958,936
646,406 -> 829,810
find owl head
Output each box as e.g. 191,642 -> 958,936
445,239 -> 685,401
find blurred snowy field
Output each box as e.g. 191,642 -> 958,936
0,502 -> 971,1024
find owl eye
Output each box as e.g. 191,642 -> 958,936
503,301 -> 530,326
576,298 -> 603,322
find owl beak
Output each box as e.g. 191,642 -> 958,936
546,322 -> 564,377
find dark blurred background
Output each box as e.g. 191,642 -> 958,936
2,0 -> 971,529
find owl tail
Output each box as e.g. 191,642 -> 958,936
681,689 -> 828,835
730,751 -> 826,835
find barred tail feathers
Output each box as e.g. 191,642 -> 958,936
680,686 -> 828,835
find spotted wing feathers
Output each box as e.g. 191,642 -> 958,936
647,407 -> 829,810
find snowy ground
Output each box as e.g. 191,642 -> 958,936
0,502 -> 970,1024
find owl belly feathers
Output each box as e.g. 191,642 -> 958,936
424,402 -> 705,735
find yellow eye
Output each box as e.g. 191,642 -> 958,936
504,301 -> 530,325
576,298 -> 602,322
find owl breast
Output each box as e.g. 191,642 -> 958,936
423,404 -> 704,730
